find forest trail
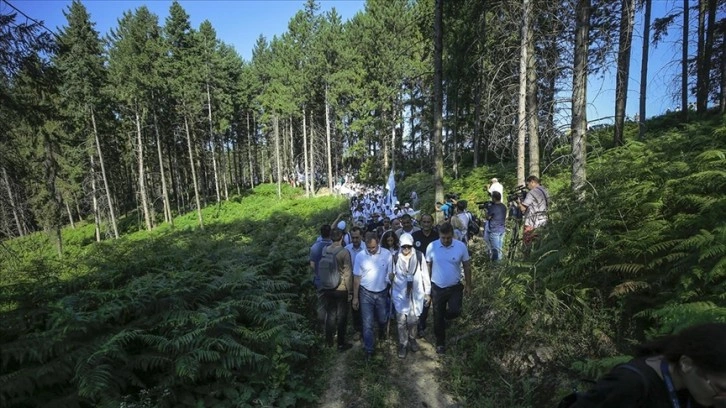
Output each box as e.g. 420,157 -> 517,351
318,334 -> 461,408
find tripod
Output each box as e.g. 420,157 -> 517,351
506,217 -> 523,261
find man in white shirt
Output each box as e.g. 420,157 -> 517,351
425,222 -> 472,355
345,227 -> 365,338
353,232 -> 394,361
488,177 -> 504,198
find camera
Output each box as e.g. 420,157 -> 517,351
444,192 -> 459,201
507,185 -> 528,203
476,201 -> 493,211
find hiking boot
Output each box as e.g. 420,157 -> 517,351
436,345 -> 446,355
337,343 -> 353,352
397,344 -> 407,359
408,338 -> 420,353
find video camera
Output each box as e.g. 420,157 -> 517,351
507,185 -> 528,203
476,201 -> 493,211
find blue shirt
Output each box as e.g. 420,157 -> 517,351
487,203 -> 507,233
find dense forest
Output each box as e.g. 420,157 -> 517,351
1,0 -> 725,406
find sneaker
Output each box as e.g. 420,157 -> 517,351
337,343 -> 353,352
409,338 -> 420,353
397,344 -> 407,359
436,345 -> 446,355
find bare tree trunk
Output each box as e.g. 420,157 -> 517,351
309,111 -> 316,196
207,84 -> 221,203
289,117 -> 294,185
639,0 -> 652,139
303,108 -> 310,197
135,109 -> 152,231
275,116 -> 282,199
325,87 -> 333,190
152,111 -> 173,225
526,5 -> 540,178
721,21 -> 726,113
572,0 -> 590,194
91,109 -> 118,238
89,154 -> 100,240
391,114 -> 397,173
247,111 -> 255,189
184,114 -> 204,230
614,0 -> 635,146
2,166 -> 23,237
682,0 -> 689,121
700,0 -> 717,113
517,0 -> 529,186
433,0 -> 444,220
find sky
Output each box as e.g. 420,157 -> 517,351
9,0 -> 690,124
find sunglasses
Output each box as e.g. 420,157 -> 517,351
401,245 -> 413,249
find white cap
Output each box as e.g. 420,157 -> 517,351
337,220 -> 346,230
491,177 -> 498,183
399,233 -> 414,247
404,203 -> 410,207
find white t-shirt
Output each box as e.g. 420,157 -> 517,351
354,247 -> 393,292
488,181 -> 504,197
425,239 -> 470,288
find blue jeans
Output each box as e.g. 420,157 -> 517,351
360,287 -> 390,353
488,231 -> 505,261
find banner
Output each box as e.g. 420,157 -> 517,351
385,169 -> 398,207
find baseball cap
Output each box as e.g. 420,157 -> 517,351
399,233 -> 414,247
337,220 -> 346,230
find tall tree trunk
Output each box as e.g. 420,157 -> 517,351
452,97 -> 458,179
614,0 -> 635,146
325,87 -> 333,190
516,0 -> 529,186
153,111 -> 173,225
303,108 -> 310,197
572,0 -> 590,194
696,0 -> 707,113
526,6 -> 540,178
700,0 -> 717,113
289,117 -> 294,185
473,3 -> 486,169
42,133 -> 63,257
207,84 -> 221,203
433,0 -> 444,219
682,0 -> 690,121
91,108 -> 118,238
2,166 -> 24,237
275,116 -> 282,199
309,111 -> 316,196
391,113 -> 397,173
639,0 -> 652,139
90,153 -> 100,241
721,21 -> 726,113
135,109 -> 152,231
184,114 -> 204,229
247,111 -> 255,189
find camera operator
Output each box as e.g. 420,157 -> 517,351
516,175 -> 550,257
484,191 -> 507,261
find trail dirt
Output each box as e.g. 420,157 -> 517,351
318,334 -> 461,408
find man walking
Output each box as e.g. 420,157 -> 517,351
345,227 -> 365,338
426,223 -> 471,355
485,191 -> 507,261
411,213 -> 439,337
319,228 -> 354,351
517,175 -> 550,258
391,233 -> 430,359
352,232 -> 393,361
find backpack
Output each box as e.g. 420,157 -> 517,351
466,211 -> 481,239
318,245 -> 347,290
557,363 -> 651,408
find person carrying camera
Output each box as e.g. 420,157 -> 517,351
517,175 -> 550,257
485,191 -> 507,261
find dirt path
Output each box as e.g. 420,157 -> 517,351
319,334 -> 461,408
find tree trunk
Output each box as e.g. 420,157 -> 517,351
700,0 -> 717,113
391,113 -> 397,173
91,108 -> 118,238
303,108 -> 310,197
325,87 -> 333,190
90,153 -> 100,241
517,0 -> 529,186
275,116 -> 282,199
2,166 -> 24,237
614,0 -> 635,147
572,0 -> 590,194
682,0 -> 689,121
433,0 -> 444,220
247,111 -> 255,189
696,0 -> 707,113
184,114 -> 204,229
153,111 -> 173,225
639,0 -> 652,139
721,21 -> 726,113
135,109 -> 152,231
289,117 -> 294,186
206,84 -> 221,203
526,4 -> 540,178
309,111 -> 316,196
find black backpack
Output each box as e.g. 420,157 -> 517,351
557,363 -> 651,408
318,245 -> 346,290
466,211 -> 481,239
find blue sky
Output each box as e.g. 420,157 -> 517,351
12,0 -> 688,123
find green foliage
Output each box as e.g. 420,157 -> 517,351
0,189 -> 343,407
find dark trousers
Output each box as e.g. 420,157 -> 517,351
418,303 -> 430,332
432,282 -> 464,347
321,290 -> 349,346
351,305 -> 362,334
